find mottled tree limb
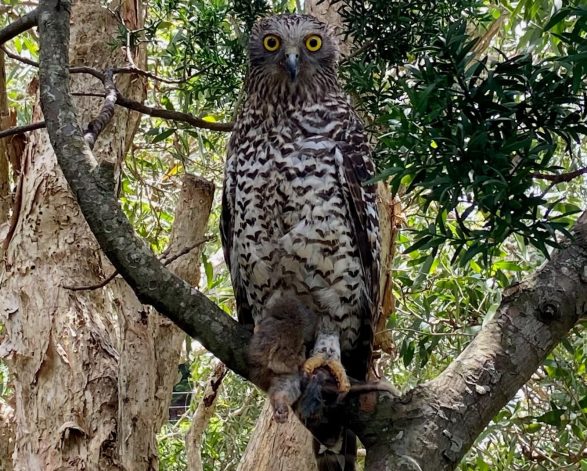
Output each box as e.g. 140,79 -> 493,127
37,1 -> 587,470
0,9 -> 38,46
83,70 -> 116,149
350,211 -> 587,470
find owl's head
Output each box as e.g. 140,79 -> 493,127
248,14 -> 339,90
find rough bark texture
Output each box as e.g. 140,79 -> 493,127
236,401 -> 318,471
0,50 -> 10,223
0,0 -> 147,469
33,1 -> 587,470
0,400 -> 15,471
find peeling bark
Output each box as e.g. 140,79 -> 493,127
236,401 -> 318,471
0,0 -> 148,468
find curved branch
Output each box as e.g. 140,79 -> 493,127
37,0 -> 250,379
116,94 -> 234,132
2,46 -> 234,132
0,8 -> 38,46
83,70 -> 116,148
349,211 -> 587,470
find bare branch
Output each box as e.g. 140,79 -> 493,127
2,45 -> 234,132
0,121 -> 45,139
63,236 -> 214,291
531,166 -> 587,183
0,8 -> 38,46
111,65 -> 213,85
116,94 -> 234,132
1,45 -> 38,67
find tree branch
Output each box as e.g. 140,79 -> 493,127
0,121 -> 45,139
116,94 -> 233,132
0,9 -> 38,46
531,167 -> 587,183
83,70 -> 116,148
349,211 -> 587,470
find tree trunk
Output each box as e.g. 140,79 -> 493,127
0,0 -> 152,468
113,174 -> 214,470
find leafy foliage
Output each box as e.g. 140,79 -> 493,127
376,21 -> 585,263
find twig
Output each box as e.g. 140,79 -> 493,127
0,121 -> 45,139
531,167 -> 587,183
340,40 -> 375,65
83,70 -> 116,148
63,236 -> 213,291
0,8 -> 38,46
1,45 -> 37,67
2,46 -> 208,85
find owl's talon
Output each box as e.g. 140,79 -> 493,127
302,356 -> 350,395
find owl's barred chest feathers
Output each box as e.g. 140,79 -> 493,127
227,94 -> 369,349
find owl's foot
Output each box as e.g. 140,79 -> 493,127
302,356 -> 351,395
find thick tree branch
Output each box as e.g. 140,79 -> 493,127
37,2 -> 587,470
0,9 -> 38,46
38,0 -> 250,379
349,211 -> 587,470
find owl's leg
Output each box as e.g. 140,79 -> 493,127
302,333 -> 351,394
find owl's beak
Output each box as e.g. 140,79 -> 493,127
284,53 -> 299,81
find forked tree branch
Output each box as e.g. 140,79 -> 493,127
0,8 -> 38,46
37,1 -> 587,470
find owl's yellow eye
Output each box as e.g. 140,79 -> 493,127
263,34 -> 281,52
305,35 -> 322,52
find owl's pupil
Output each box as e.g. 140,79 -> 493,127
310,39 -> 317,48
268,38 -> 276,48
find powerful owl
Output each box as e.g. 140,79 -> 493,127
221,13 -> 380,471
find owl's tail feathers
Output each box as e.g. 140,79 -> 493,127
313,430 -> 357,471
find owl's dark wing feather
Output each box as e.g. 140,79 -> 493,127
220,152 -> 255,328
336,118 -> 380,381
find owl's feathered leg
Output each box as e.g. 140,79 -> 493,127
302,333 -> 351,394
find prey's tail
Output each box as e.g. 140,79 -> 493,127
313,429 -> 357,471
297,370 -> 357,471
